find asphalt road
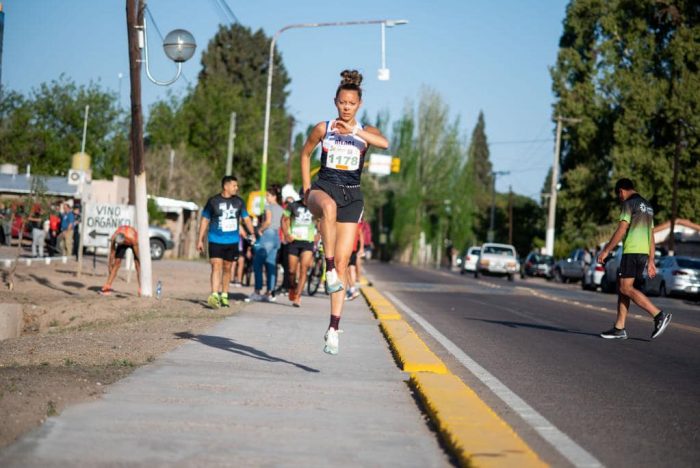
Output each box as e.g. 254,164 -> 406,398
365,262 -> 700,468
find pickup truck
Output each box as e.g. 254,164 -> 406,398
474,243 -> 519,281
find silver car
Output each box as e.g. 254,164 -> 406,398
644,256 -> 700,297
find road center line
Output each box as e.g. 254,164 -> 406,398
384,291 -> 604,468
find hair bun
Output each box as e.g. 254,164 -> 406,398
340,69 -> 363,87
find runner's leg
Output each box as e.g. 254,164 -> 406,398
210,258 -> 223,294
616,280 -> 631,329
308,190 -> 337,260
296,250 -> 313,299
330,222 -> 358,319
618,277 -> 661,317
222,260 -> 233,294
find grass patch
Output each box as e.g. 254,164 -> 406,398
110,359 -> 135,368
63,358 -> 76,367
48,319 -> 59,327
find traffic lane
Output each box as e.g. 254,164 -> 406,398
388,289 -> 700,468
458,271 -> 700,329
365,263 -> 700,467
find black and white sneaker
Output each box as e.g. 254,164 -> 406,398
651,311 -> 672,339
600,327 -> 628,339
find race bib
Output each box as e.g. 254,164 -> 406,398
221,217 -> 238,232
292,225 -> 310,240
327,144 -> 361,171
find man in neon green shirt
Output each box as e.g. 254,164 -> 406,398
597,178 -> 671,340
282,193 -> 318,307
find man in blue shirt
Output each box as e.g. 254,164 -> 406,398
198,176 -> 255,309
58,203 -> 75,257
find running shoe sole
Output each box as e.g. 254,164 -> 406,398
600,333 -> 627,340
326,282 -> 344,294
651,313 -> 672,339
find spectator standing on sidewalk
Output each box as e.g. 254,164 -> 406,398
47,204 -> 61,256
72,205 -> 81,260
0,202 -> 11,246
249,185 -> 284,302
57,203 -> 74,256
301,70 -> 389,355
198,176 -> 255,309
597,178 -> 672,340
28,206 -> 47,258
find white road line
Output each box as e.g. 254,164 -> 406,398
385,291 -> 604,468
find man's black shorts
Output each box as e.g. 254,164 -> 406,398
209,242 -> 239,262
115,244 -> 135,260
288,240 -> 314,257
618,253 -> 648,280
311,178 -> 364,223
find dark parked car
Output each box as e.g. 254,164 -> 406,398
553,248 -> 587,283
520,252 -> 554,279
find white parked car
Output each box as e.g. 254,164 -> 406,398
460,246 -> 481,274
474,243 -> 518,281
582,261 -> 605,290
644,256 -> 700,297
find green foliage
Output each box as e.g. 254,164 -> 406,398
0,75 -> 128,180
551,0 -> 700,250
147,197 -> 166,226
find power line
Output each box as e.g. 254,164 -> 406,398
489,138 -> 553,146
216,0 -> 239,23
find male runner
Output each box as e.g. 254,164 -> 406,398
198,176 -> 254,309
100,225 -> 141,296
597,178 -> 672,339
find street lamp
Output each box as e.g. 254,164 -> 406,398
378,19 -> 407,81
141,20 -> 196,85
259,19 -> 408,212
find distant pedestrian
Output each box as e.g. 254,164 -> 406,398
597,178 -> 671,340
249,185 -> 284,302
57,203 -> 74,256
28,206 -> 47,258
100,225 -> 141,296
198,176 -> 255,309
282,188 -> 317,307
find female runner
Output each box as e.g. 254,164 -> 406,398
301,70 -> 389,355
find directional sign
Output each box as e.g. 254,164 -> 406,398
368,154 -> 393,176
82,203 -> 135,248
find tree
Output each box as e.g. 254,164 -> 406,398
551,0 -> 700,252
0,76 -> 128,179
464,111 -> 493,241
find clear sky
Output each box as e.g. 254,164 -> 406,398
2,0 -> 569,199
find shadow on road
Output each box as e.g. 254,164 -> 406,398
28,273 -> 76,296
174,332 -> 320,373
465,317 -> 649,342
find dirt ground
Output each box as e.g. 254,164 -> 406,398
0,251 -> 245,449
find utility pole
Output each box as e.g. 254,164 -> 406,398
668,122 -> 684,255
225,112 -> 237,176
167,148 -> 175,194
488,170 -> 509,242
126,0 -> 153,297
508,185 -> 513,245
545,115 -> 581,256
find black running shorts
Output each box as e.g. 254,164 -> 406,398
209,242 -> 240,262
311,178 -> 364,223
115,244 -> 135,260
618,253 -> 648,280
288,240 -> 314,257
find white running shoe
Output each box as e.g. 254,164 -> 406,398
325,269 -> 344,294
248,292 -> 267,302
323,328 -> 339,355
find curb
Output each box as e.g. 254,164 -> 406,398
361,285 -> 547,468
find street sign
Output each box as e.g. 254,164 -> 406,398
368,153 -> 392,175
82,203 -> 135,248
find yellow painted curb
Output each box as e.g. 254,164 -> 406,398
379,320 -> 448,374
411,372 -> 547,468
361,286 -> 402,320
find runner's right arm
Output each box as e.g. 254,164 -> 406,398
197,218 -> 209,252
300,122 -> 326,198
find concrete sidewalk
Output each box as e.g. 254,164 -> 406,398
0,289 -> 451,467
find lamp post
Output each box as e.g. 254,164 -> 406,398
126,0 -> 195,297
258,19 -> 408,213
